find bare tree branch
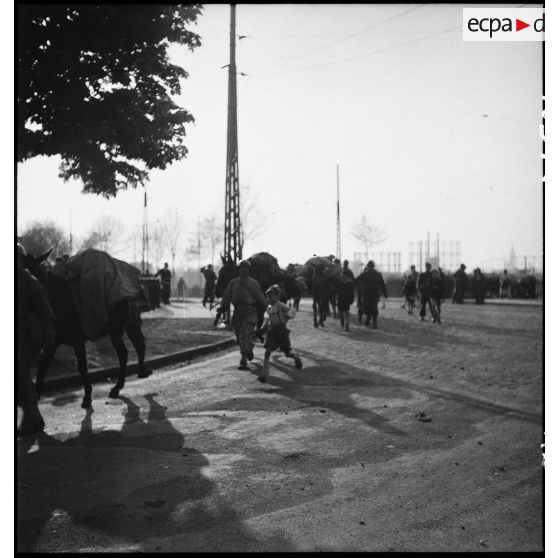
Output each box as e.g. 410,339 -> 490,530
240,183 -> 266,254
80,215 -> 127,255
162,210 -> 185,287
150,221 -> 166,270
199,213 -> 222,265
349,215 -> 386,257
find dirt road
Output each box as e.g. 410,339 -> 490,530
17,299 -> 543,552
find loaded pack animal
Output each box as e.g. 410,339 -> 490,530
300,257 -> 343,328
308,265 -> 330,327
24,249 -> 153,409
292,276 -> 307,311
285,263 -> 307,311
214,252 -> 301,337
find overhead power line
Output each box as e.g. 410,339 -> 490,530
245,5 -> 423,73
252,23 -> 463,76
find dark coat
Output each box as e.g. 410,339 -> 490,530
337,280 -> 355,312
418,270 -> 432,296
430,277 -> 444,302
355,269 -> 387,315
201,267 -> 217,287
355,269 -> 387,299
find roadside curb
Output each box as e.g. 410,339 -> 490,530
40,337 -> 237,394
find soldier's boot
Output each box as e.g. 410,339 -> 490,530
372,316 -> 378,329
238,357 -> 249,371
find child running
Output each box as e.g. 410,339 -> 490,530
259,284 -> 303,383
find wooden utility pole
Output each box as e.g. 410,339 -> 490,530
336,164 -> 341,261
224,4 -> 242,262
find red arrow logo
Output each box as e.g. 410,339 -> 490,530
516,19 -> 530,31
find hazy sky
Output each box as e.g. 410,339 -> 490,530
16,3 -> 544,271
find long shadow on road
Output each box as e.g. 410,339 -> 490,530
17,393 -> 293,552
197,347 -> 541,446
203,348 -> 542,445
274,351 -> 542,426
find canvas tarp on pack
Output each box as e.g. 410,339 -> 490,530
248,252 -> 284,290
248,252 -> 282,275
300,256 -> 343,281
52,249 -> 143,341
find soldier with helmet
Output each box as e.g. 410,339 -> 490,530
219,259 -> 267,370
16,244 -> 56,436
453,263 -> 468,304
155,262 -> 172,304
418,262 -> 434,321
354,260 -> 388,329
200,263 -> 217,307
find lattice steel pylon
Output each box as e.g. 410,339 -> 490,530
224,4 -> 242,263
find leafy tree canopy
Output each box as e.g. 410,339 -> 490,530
18,4 -> 203,197
19,221 -> 70,258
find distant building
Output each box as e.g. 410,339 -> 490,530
352,252 -> 402,273
408,234 -> 461,271
504,245 -> 517,273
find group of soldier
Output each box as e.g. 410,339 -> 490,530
401,262 -> 447,323
132,258 -> 533,384
147,263 -> 218,307
213,257 -> 393,375
17,243 -> 527,435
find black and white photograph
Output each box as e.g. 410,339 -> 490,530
15,2 -> 546,553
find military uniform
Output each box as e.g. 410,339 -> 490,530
453,265 -> 468,303
473,269 -> 486,304
201,266 -> 217,306
430,273 -> 444,323
354,262 -> 388,328
403,268 -> 419,314
220,263 -> 266,369
155,265 -> 172,304
418,266 -> 433,320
